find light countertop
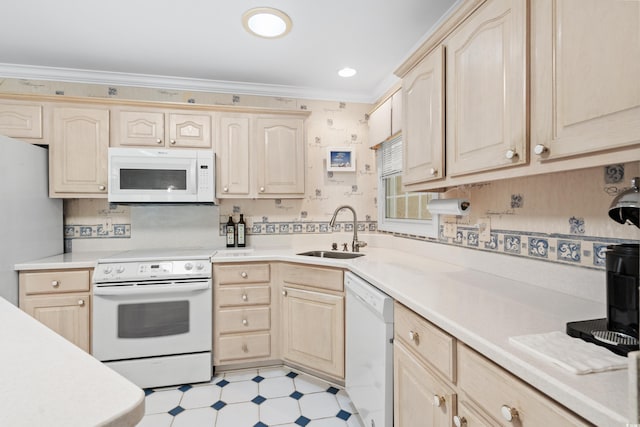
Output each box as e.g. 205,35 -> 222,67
0,297 -> 145,427
13,238 -> 632,426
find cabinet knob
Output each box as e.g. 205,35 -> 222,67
51,280 -> 60,288
98,185 -> 106,191
78,299 -> 85,306
429,168 -> 437,176
453,416 -> 467,427
505,149 -> 518,160
223,187 -> 229,192
500,405 -> 519,422
534,144 -> 548,155
241,271 -> 248,278
259,187 -> 265,193
433,395 -> 445,407
170,139 -> 176,145
242,319 -> 248,326
282,290 -> 288,297
242,343 -> 248,353
408,330 -> 419,343
242,293 -> 248,301
156,138 -> 162,144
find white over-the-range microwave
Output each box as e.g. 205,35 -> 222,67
108,147 -> 215,203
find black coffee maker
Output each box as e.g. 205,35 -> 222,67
567,178 -> 640,356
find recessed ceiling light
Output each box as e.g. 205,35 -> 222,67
338,67 -> 357,78
242,7 -> 292,39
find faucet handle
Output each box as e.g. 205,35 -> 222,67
331,242 -> 338,251
342,243 -> 349,251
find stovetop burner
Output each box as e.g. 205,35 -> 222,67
567,318 -> 639,356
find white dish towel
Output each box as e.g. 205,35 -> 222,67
509,331 -> 628,375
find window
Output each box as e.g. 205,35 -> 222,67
377,136 -> 439,237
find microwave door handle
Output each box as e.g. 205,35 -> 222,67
93,281 -> 210,296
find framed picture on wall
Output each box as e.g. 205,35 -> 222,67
327,147 -> 356,172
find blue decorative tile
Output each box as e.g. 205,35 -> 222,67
306,224 -> 316,232
216,379 -> 230,388
336,410 -> 352,420
358,223 -> 366,231
511,194 -> 524,208
252,224 -> 262,234
529,238 -> 549,258
168,406 -> 185,416
266,224 -> 276,234
467,232 -> 479,247
286,371 -> 298,379
504,235 -> 521,254
293,224 -> 303,233
368,223 -> 377,231
569,216 -> 585,234
345,223 -> 354,232
178,385 -> 192,392
453,231 -> 463,245
332,224 -> 342,232
483,233 -> 498,250
279,224 -> 290,233
252,395 -> 267,405
80,226 -> 93,237
326,386 -> 339,395
114,224 -> 127,236
108,87 -> 118,96
295,416 -> 311,426
593,244 -> 608,266
252,375 -> 265,383
64,226 -> 75,237
290,391 -> 304,400
319,224 -> 329,233
97,225 -> 108,236
605,164 -> 624,184
557,240 -> 581,262
211,400 -> 227,410
144,388 -> 155,396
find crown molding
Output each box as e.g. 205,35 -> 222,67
0,63 -> 377,104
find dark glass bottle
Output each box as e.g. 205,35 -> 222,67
225,216 -> 235,247
237,214 -> 246,247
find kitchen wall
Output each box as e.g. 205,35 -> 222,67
1,78 -> 638,269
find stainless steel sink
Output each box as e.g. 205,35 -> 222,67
297,250 -> 365,259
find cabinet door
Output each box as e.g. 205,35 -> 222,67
394,341 -> 456,427
531,0 -> 640,161
22,294 -> 90,353
0,101 -> 43,139
114,110 -> 165,147
256,118 -> 305,196
368,98 -> 392,148
50,107 -> 109,197
217,115 -> 251,197
282,287 -> 344,379
402,45 -> 445,184
391,90 -> 403,135
168,112 -> 212,148
446,0 -> 527,176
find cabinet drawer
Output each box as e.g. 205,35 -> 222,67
457,344 -> 591,426
218,307 -> 270,334
21,270 -> 90,295
216,263 -> 270,285
218,333 -> 271,362
281,263 -> 344,292
394,302 -> 456,382
217,286 -> 270,307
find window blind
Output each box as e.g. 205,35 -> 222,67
380,136 -> 403,177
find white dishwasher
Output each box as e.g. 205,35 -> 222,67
345,272 -> 394,427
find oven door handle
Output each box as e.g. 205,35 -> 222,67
93,282 -> 210,296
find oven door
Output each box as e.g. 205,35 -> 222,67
92,279 -> 212,361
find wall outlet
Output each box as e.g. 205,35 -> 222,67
478,217 -> 491,241
443,222 -> 457,238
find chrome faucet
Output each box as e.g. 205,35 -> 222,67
328,205 -> 367,252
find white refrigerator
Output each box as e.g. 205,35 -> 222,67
0,135 -> 63,305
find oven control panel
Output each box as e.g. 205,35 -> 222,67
94,259 -> 211,283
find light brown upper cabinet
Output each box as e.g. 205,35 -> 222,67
112,107 -> 212,149
217,114 -> 251,197
0,99 -> 43,141
402,46 -> 445,185
445,0 -> 528,177
50,106 -> 109,198
368,90 -> 402,148
531,0 -> 640,162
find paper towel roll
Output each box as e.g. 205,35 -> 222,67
427,198 -> 471,216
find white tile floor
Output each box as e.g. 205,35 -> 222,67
136,366 -> 365,427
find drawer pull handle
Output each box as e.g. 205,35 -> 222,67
223,187 -> 229,192
453,415 -> 467,427
78,299 -> 85,306
242,343 -> 248,353
433,395 -> 445,407
242,319 -> 248,326
534,144 -> 548,156
51,280 -> 60,288
505,149 -> 517,160
282,290 -> 287,297
241,272 -> 248,278
501,405 -> 519,422
242,294 -> 248,301
259,186 -> 265,193
170,139 -> 176,145
429,168 -> 437,176
98,185 -> 106,191
156,138 -> 162,145
408,330 -> 419,343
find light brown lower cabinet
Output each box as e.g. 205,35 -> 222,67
19,269 -> 91,353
